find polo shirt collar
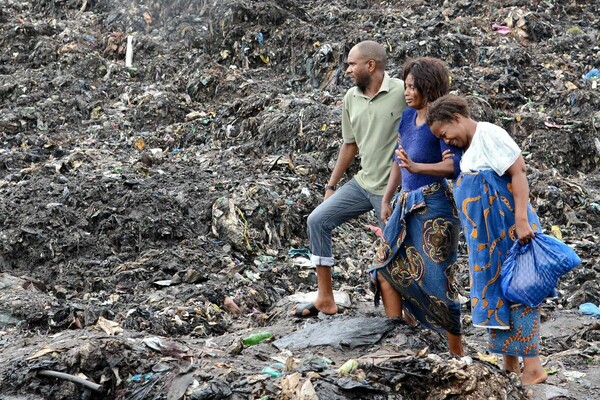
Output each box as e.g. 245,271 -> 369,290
378,72 -> 392,94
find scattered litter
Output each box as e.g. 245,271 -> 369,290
0,1 -> 598,400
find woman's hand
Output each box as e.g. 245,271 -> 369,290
515,219 -> 535,244
396,147 -> 418,173
441,149 -> 454,161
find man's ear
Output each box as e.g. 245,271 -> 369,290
367,59 -> 376,72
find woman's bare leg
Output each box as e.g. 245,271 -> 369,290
522,356 -> 547,385
503,355 -> 521,375
446,332 -> 464,356
377,271 -> 403,317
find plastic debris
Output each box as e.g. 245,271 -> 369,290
288,248 -> 311,258
242,331 -> 273,346
583,68 -> 600,81
550,225 -> 563,240
189,379 -> 232,400
583,68 -> 600,89
128,372 -> 153,383
274,317 -> 396,350
336,359 -> 358,375
260,363 -> 285,378
579,303 -> 600,318
491,23 -> 511,35
96,316 -> 123,336
0,2 -> 599,400
477,352 -> 500,366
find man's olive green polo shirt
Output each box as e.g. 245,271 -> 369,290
342,72 -> 407,195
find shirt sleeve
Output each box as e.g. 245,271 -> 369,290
480,125 -> 521,175
341,92 -> 356,144
440,141 -> 463,179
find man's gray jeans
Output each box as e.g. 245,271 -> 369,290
307,178 -> 384,267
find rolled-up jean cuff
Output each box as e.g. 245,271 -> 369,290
311,255 -> 334,267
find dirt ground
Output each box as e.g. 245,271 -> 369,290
0,0 -> 599,399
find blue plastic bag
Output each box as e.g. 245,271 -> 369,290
579,303 -> 600,318
500,233 -> 581,307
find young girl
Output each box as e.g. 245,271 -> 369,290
426,94 -> 547,385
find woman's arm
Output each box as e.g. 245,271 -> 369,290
506,154 -> 535,244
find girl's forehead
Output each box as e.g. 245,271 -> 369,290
429,121 -> 443,133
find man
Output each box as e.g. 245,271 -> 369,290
291,40 -> 407,317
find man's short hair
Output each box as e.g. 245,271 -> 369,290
356,40 -> 387,67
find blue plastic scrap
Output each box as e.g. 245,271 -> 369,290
583,68 -> 600,81
579,303 -> 600,318
287,248 -> 311,259
128,372 -> 154,383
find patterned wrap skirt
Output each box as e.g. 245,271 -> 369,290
454,170 -> 541,357
370,181 -> 462,335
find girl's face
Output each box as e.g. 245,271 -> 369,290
429,118 -> 470,148
404,74 -> 426,109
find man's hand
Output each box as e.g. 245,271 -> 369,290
324,188 -> 335,200
381,200 -> 392,223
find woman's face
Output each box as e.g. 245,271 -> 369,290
404,74 -> 426,109
429,118 -> 469,148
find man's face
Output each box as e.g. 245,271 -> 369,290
346,47 -> 372,90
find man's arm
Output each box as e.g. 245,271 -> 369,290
324,142 -> 358,199
381,162 -> 401,222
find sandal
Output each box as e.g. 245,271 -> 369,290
291,302 -> 320,318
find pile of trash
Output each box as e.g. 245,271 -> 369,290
1,0 -> 599,399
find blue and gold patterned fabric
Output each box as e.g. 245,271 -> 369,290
370,181 -> 461,335
488,304 -> 540,357
454,169 -> 545,357
453,170 -> 542,330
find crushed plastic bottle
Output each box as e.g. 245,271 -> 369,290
242,331 -> 272,346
